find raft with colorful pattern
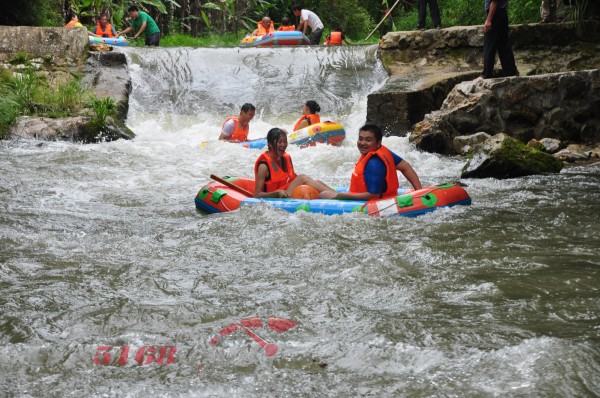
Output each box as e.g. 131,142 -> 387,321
89,36 -> 129,47
240,31 -> 311,47
239,121 -> 346,149
194,176 -> 471,218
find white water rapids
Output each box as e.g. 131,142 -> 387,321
0,45 -> 599,397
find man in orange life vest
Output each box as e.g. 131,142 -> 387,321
90,14 -> 117,38
251,17 -> 275,36
277,17 -> 295,31
324,27 -> 350,46
319,124 -> 422,200
219,103 -> 256,142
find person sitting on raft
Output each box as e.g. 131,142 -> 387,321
319,124 -> 422,200
293,100 -> 321,131
65,13 -> 83,27
254,128 -> 336,199
251,17 -> 275,36
89,14 -> 117,38
324,27 -> 350,45
219,103 -> 256,142
278,17 -> 296,31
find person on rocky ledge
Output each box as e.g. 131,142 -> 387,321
474,0 -> 519,81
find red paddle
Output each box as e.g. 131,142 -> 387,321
210,174 -> 254,198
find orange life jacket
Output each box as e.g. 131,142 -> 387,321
327,31 -> 343,45
65,19 -> 83,28
254,152 -> 296,192
256,22 -> 275,36
349,145 -> 399,196
96,22 -> 114,38
292,114 -> 321,132
222,116 -> 249,142
278,25 -> 296,31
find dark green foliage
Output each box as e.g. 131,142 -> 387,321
0,0 -> 62,26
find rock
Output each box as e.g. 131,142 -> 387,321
82,51 -> 132,122
538,137 -> 562,153
90,43 -> 112,52
461,133 -> 563,179
371,21 -> 600,140
454,132 -> 491,154
8,115 -> 134,143
411,70 -> 600,154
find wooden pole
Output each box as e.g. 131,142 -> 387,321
364,0 -> 402,42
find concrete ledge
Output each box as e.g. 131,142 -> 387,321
0,26 -> 88,62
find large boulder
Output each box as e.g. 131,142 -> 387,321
461,133 -> 563,179
412,70 -> 600,154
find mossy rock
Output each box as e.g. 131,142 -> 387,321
462,133 -> 563,179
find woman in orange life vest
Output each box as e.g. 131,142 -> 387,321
90,14 -> 117,38
319,124 -> 422,200
219,103 -> 256,142
254,128 -> 336,199
64,13 -> 83,28
292,100 -> 321,132
277,17 -> 296,31
251,17 -> 275,36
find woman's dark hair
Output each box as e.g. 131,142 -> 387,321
266,128 -> 287,150
241,103 -> 256,113
359,124 -> 383,142
305,100 -> 320,114
291,4 -> 303,12
127,5 -> 139,12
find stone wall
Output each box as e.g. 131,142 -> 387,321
368,21 -> 600,136
0,26 -> 88,63
411,70 -> 600,155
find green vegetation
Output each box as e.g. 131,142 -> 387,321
2,0 -> 598,44
0,66 -> 96,139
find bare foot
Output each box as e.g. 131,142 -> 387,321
473,76 -> 485,82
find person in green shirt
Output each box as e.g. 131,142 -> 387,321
117,5 -> 160,46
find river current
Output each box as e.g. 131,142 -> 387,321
1,45 -> 599,397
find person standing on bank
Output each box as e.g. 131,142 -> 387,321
540,0 -> 566,23
416,0 -> 442,30
117,6 -> 160,46
319,124 -> 422,200
291,4 -> 324,45
474,0 -> 519,81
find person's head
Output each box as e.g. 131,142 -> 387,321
260,17 -> 272,30
266,128 -> 289,155
334,26 -> 342,32
239,103 -> 256,122
357,124 -> 383,155
67,13 -> 78,22
291,4 -> 303,16
127,5 -> 139,18
281,17 -> 291,26
98,14 -> 109,26
303,100 -> 320,115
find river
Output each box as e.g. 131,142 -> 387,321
0,45 -> 599,397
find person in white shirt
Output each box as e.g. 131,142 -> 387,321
291,4 -> 324,45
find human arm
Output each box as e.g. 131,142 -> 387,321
218,119 -> 235,141
254,163 -> 289,198
484,0 -> 497,33
397,160 -> 422,190
116,27 -> 133,37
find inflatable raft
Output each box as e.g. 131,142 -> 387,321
89,36 -> 129,47
240,31 -> 311,47
240,121 -> 346,149
195,176 -> 471,218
